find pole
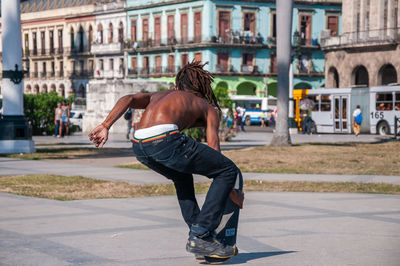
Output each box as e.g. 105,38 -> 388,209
271,0 -> 293,146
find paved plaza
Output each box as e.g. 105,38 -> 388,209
1,130 -> 399,265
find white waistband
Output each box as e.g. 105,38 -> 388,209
134,124 -> 179,139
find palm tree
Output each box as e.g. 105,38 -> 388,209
271,0 -> 293,146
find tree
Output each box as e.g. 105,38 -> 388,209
271,0 -> 293,146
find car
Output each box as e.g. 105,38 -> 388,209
69,109 -> 84,130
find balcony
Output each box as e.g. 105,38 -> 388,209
24,48 -> 64,57
321,28 -> 400,50
95,70 -> 124,79
127,66 -> 179,78
40,72 -> 46,78
68,70 -> 94,78
91,42 -> 123,54
32,72 -> 38,78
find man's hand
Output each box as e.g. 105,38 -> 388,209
88,124 -> 109,148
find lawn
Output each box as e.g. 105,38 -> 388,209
0,175 -> 399,201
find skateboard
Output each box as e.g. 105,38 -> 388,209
203,172 -> 243,264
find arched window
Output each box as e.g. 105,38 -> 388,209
70,27 -> 75,49
78,26 -> 84,52
118,21 -> 124,43
59,84 -> 65,97
25,85 -> 32,94
328,67 -> 339,88
108,23 -> 113,43
97,24 -> 103,44
236,82 -> 257,96
352,65 -> 369,86
50,84 -> 56,92
34,85 -> 39,94
379,64 -> 397,85
88,25 -> 93,51
42,84 -> 48,93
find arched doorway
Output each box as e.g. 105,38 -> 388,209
327,66 -> 339,88
352,65 -> 369,86
97,24 -> 103,43
25,85 -> 32,94
268,82 -> 277,97
294,82 -> 312,90
41,84 -> 48,93
34,84 -> 39,94
108,23 -> 113,43
59,84 -> 65,97
78,84 -> 85,98
50,84 -> 56,92
236,82 -> 257,96
379,64 -> 397,85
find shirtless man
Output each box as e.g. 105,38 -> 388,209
89,61 -> 243,258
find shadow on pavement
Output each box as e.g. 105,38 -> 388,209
201,251 -> 296,264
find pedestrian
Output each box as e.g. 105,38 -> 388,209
233,108 -> 239,132
353,105 -> 362,137
59,100 -> 70,137
301,108 -> 312,134
124,108 -> 133,140
54,102 -> 62,137
260,111 -> 266,127
89,61 -> 244,259
237,105 -> 246,132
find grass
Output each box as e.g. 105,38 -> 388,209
0,175 -> 399,201
223,141 -> 400,176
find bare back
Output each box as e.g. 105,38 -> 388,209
137,90 -> 215,131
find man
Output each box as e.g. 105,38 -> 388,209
89,61 -> 244,258
353,105 -> 362,137
236,105 -> 246,132
301,108 -> 312,135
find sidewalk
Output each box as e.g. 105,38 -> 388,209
1,191 -> 399,265
1,157 -> 399,185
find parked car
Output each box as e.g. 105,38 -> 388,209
69,109 -> 84,131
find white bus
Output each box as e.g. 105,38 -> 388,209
306,85 -> 400,135
230,95 -> 277,125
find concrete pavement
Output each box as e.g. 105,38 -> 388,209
0,191 -> 399,265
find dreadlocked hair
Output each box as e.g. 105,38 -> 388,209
175,60 -> 221,111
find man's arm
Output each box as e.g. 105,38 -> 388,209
205,106 -> 220,152
89,93 -> 152,147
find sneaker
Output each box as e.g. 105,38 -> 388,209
186,234 -> 235,257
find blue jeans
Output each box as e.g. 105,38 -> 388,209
133,131 -> 240,232
54,120 -> 60,136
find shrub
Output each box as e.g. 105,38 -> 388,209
23,92 -> 74,135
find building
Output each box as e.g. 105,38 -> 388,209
321,0 -> 400,88
125,0 -> 342,98
91,0 -> 127,80
0,0 -> 122,100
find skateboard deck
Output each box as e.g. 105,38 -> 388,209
203,172 -> 243,264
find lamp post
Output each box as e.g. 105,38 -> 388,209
288,30 -> 300,132
0,0 -> 35,154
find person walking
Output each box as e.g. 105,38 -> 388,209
59,100 -> 70,137
89,61 -> 244,259
54,102 -> 62,137
353,105 -> 362,137
301,108 -> 312,134
237,106 -> 246,132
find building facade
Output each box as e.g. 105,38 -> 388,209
125,0 -> 342,97
321,0 -> 400,88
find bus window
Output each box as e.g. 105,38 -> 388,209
376,93 -> 393,110
395,93 -> 400,111
320,95 -> 331,111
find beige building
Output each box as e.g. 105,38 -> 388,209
321,0 -> 400,88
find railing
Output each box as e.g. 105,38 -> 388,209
321,28 -> 400,48
40,72 -> 46,78
49,72 -> 55,77
25,48 -> 64,57
32,72 -> 38,78
68,70 -> 93,78
128,66 -> 180,76
91,42 -> 123,54
211,30 -> 264,45
241,65 -> 258,73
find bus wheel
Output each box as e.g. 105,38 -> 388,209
377,121 -> 390,135
245,116 -> 251,126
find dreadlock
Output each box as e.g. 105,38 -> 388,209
175,60 -> 221,111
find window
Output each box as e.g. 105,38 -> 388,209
97,24 -> 103,43
143,56 -> 149,73
181,53 -> 188,66
41,31 -> 45,54
99,59 -> 104,71
79,60 -> 84,74
242,53 -> 253,72
307,95 -> 319,111
142,18 -> 148,42
70,28 -> 75,49
154,17 -> 161,45
217,52 -> 229,72
181,13 -> 188,44
108,23 -> 113,43
270,53 -> 277,73
299,14 -> 312,45
60,61 -> 64,76
194,52 -> 202,62
218,11 -> 230,43
78,27 -> 84,52
49,30 -> 54,53
58,29 -> 63,52
131,19 -> 137,42
89,60 -> 94,72
42,62 -> 46,76
34,62 -> 38,77
131,57 -> 137,73
320,95 -> 331,111
109,59 -> 114,71
395,93 -> 400,111
118,22 -> 124,43
327,15 -> 338,36
376,93 -> 393,110
155,55 -> 162,73
24,33 -> 29,54
271,12 -> 277,38
119,58 -> 124,72
194,11 -> 202,43
167,15 -> 175,44
51,61 -> 55,75
243,12 -> 255,34
88,26 -> 93,51
168,54 -> 175,72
